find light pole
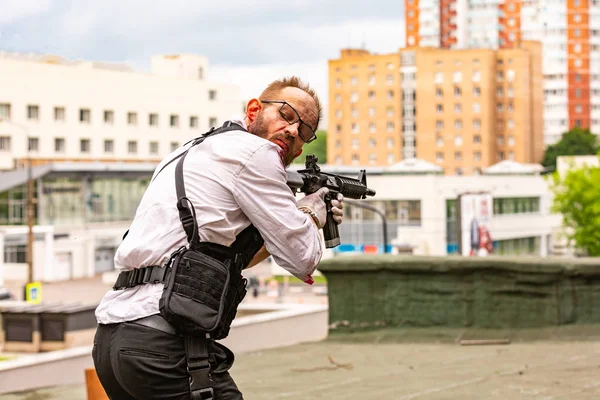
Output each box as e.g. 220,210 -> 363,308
344,199 -> 389,253
0,118 -> 35,287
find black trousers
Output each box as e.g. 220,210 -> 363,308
92,317 -> 243,400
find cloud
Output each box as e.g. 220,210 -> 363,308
0,0 -> 53,25
0,0 -> 406,130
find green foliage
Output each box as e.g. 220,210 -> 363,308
551,158 -> 600,256
294,130 -> 327,164
542,127 -> 599,171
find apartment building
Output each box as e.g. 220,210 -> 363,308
0,52 -> 241,170
327,50 -> 402,166
404,0 -> 600,145
328,42 -> 544,174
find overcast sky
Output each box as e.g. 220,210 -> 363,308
0,0 -> 406,128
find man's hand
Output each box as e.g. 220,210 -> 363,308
331,193 -> 344,224
296,187 -> 329,228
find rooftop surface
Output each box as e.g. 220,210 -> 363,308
2,329 -> 600,400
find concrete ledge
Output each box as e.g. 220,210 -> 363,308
0,303 -> 328,394
0,346 -> 94,394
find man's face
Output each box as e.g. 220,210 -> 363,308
247,87 -> 319,166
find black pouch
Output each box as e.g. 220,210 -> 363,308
159,249 -> 232,336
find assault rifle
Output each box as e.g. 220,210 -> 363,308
287,155 -> 376,248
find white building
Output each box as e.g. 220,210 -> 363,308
0,52 -> 242,170
316,159 -> 562,257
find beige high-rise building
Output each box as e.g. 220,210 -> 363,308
328,42 -> 544,175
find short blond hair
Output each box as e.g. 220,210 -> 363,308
259,76 -> 323,129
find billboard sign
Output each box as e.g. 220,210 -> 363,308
458,193 -> 494,256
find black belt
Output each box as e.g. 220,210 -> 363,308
113,265 -> 169,290
132,314 -> 178,335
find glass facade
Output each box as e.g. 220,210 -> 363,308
0,173 -> 150,227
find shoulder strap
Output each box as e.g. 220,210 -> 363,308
175,121 -> 247,244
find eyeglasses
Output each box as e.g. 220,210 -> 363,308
260,100 -> 317,143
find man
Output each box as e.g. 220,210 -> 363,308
93,76 -> 344,399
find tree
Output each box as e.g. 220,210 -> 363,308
542,127 -> 599,171
551,158 -> 600,256
294,130 -> 327,164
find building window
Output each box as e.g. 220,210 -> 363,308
0,103 -> 10,119
54,137 -> 66,153
472,103 -> 481,113
436,136 -> 444,147
474,151 -> 481,161
508,135 -> 515,146
104,139 -> 114,153
190,116 -> 199,128
473,87 -> 481,97
369,123 -> 376,133
170,114 -> 179,127
387,154 -> 395,164
80,108 -> 91,123
369,107 -> 376,117
474,135 -> 481,144
208,90 -> 217,100
387,90 -> 394,100
336,124 -> 342,134
575,89 -> 582,98
387,138 -> 394,148
335,79 -> 341,88
80,139 -> 90,153
574,29 -> 581,37
209,117 -> 218,127
104,110 -> 114,124
436,120 -> 444,130
171,142 -> 179,152
453,71 -> 462,83
387,122 -> 395,132
27,105 -> 39,120
454,119 -> 462,129
455,168 -> 463,176
507,102 -> 514,112
494,197 -> 540,215
473,119 -> 481,130
506,69 -> 515,82
336,110 -> 342,119
454,87 -> 462,97
149,113 -> 159,126
386,75 -> 393,85
435,72 -> 443,84
507,119 -> 515,129
351,139 -> 359,149
54,107 -> 65,121
128,140 -> 137,154
498,151 -> 505,160
369,138 -> 376,147
387,107 -> 394,117
454,151 -> 462,161
368,91 -> 375,100
128,112 -> 138,126
335,94 -> 341,103
149,141 -> 159,155
472,71 -> 481,82
28,137 -> 39,152
352,154 -> 359,164
0,136 -> 11,151
454,135 -> 463,146
351,76 -> 358,86
575,105 -> 583,113
369,154 -> 377,163
454,104 -> 462,113
436,104 -> 443,113
436,88 -> 443,98
198,67 -> 204,79
436,152 -> 444,162
497,103 -> 504,112
352,108 -> 358,118
509,151 -> 515,160
368,75 -> 375,85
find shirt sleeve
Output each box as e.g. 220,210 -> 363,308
232,144 -> 323,281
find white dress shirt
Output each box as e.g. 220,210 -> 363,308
95,119 -> 322,324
